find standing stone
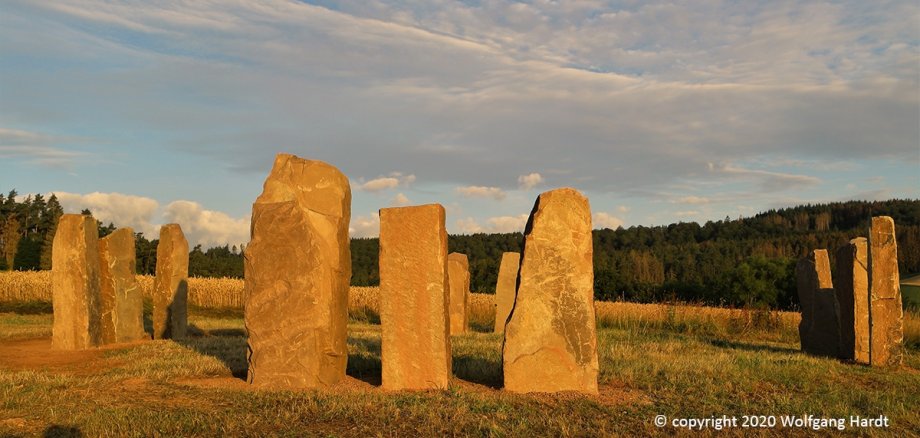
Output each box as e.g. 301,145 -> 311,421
493,252 -> 520,333
379,204 -> 451,390
98,227 -> 146,343
448,252 -> 470,335
52,214 -> 102,350
869,216 -> 903,367
153,224 -> 188,340
503,188 -> 598,394
835,238 -> 869,363
796,249 -> 839,357
245,153 -> 351,389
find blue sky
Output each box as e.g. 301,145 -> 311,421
1,0 -> 917,248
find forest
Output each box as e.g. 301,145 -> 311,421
1,189 -> 917,310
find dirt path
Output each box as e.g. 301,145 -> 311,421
0,337 -> 102,371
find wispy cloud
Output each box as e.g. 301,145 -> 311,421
708,162 -> 822,191
0,128 -> 88,168
0,1 -> 916,231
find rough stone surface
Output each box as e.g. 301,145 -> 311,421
379,204 -> 451,390
869,216 -> 903,367
98,227 -> 146,344
493,252 -> 520,333
52,214 -> 102,350
796,249 -> 839,357
153,224 -> 188,340
503,188 -> 598,394
448,252 -> 470,335
244,153 -> 351,389
835,238 -> 869,363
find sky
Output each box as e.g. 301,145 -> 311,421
1,0 -> 918,248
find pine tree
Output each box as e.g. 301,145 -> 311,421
39,194 -> 64,270
2,215 -> 21,270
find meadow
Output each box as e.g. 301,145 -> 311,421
1,271 -> 919,436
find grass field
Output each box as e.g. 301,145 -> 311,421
1,271 -> 919,436
1,306 -> 919,436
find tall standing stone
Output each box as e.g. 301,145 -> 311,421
869,216 -> 903,366
98,227 -> 146,343
796,249 -> 839,357
153,224 -> 188,340
244,153 -> 351,389
503,188 -> 598,394
52,214 -> 102,350
448,252 -> 470,335
493,252 -> 520,333
835,238 -> 869,363
379,204 -> 451,390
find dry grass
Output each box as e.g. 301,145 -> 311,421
2,312 -> 919,436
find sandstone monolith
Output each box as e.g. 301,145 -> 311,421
448,252 -> 470,335
869,216 -> 903,366
503,188 -> 598,394
379,204 -> 451,390
99,227 -> 146,343
796,249 -> 839,357
493,252 -> 520,333
245,154 -> 351,389
835,238 -> 869,363
153,224 -> 188,340
52,214 -> 102,350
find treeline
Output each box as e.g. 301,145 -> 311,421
0,189 -> 244,278
379,199 -> 919,311
2,189 -> 917,310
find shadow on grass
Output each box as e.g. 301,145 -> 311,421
178,323 -> 249,380
0,300 -> 52,314
43,425 -> 82,437
468,320 -> 495,333
705,338 -> 799,354
347,336 -> 382,386
452,353 -> 502,388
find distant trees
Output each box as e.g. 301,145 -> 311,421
1,188 -> 917,311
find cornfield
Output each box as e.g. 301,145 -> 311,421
0,271 -> 498,318
1,270 -> 917,346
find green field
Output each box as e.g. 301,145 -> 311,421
1,307 -> 918,437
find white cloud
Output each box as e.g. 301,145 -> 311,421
518,173 -> 544,190
455,217 -> 484,234
593,212 -> 624,230
161,200 -> 250,249
454,214 -> 529,234
358,172 -> 416,192
391,192 -> 411,206
54,191 -> 160,236
616,206 -> 631,213
359,177 -> 399,192
456,185 -> 506,200
487,214 -> 529,233
51,191 -> 251,248
349,213 -> 380,238
675,210 -> 701,218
